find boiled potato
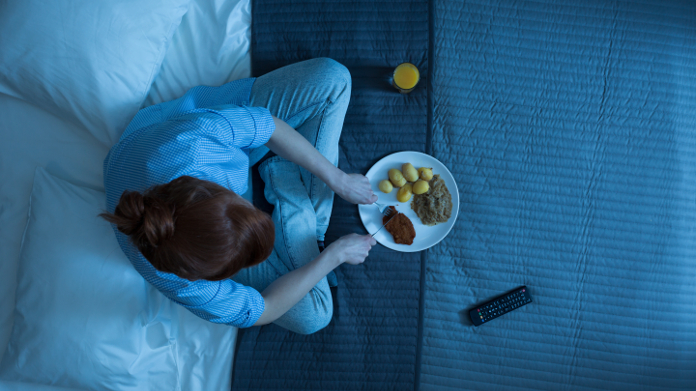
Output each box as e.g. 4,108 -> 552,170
413,179 -> 429,195
396,183 -> 413,202
378,179 -> 393,193
402,163 -> 418,182
388,168 -> 407,187
418,167 -> 433,181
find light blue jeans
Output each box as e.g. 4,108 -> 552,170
232,58 -> 351,334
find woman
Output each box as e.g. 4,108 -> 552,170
101,58 -> 378,334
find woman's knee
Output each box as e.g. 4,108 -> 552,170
306,58 -> 351,98
294,307 -> 332,335
292,285 -> 334,335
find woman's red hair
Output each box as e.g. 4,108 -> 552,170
100,176 -> 274,281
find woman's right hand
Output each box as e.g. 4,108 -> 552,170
325,233 -> 377,266
332,173 -> 379,205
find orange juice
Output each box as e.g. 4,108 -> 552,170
392,63 -> 420,93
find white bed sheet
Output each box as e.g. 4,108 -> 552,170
145,0 -> 252,107
0,0 -> 253,388
0,380 -> 86,391
0,94 -> 109,365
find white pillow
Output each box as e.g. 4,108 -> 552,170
0,0 -> 190,146
144,0 -> 252,106
0,94 -> 110,367
0,168 -> 238,390
0,380 -> 86,391
0,168 -> 179,390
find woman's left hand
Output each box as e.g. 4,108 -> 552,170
334,173 -> 378,205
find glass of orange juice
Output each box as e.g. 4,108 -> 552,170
392,63 -> 420,93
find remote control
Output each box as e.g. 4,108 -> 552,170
469,286 -> 532,326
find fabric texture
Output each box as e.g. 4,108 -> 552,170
232,58 -> 353,334
232,0 -> 429,388
0,380 -> 87,391
0,0 -> 251,382
233,0 -> 696,389
0,0 -> 253,387
0,0 -> 190,146
420,1 -> 696,390
0,167 -> 239,390
248,57 -> 351,239
144,0 -> 252,107
0,168 -> 179,390
233,157 -> 334,334
0,94 -> 110,368
104,78 -> 274,328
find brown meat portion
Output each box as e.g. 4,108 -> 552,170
383,206 -> 416,245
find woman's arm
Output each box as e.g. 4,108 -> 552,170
253,234 -> 376,326
264,116 -> 377,205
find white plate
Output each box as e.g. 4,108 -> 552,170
359,151 -> 459,252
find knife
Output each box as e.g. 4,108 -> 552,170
371,213 -> 397,237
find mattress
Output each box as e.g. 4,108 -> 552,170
232,0 -> 696,389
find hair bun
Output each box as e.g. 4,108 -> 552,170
141,196 -> 176,247
111,191 -> 146,236
109,191 -> 175,248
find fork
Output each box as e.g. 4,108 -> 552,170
374,202 -> 397,218
371,202 -> 398,237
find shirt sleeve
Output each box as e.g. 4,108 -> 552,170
110,231 -> 265,328
171,279 -> 266,328
184,105 -> 276,150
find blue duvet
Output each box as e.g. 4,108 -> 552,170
233,0 -> 696,389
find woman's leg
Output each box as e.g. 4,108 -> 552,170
238,57 -> 350,333
248,57 -> 351,240
231,249 -> 332,335
232,156 -> 333,334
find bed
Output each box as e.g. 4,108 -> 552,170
234,0 -> 696,390
0,0 -> 253,389
2,0 -> 695,390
